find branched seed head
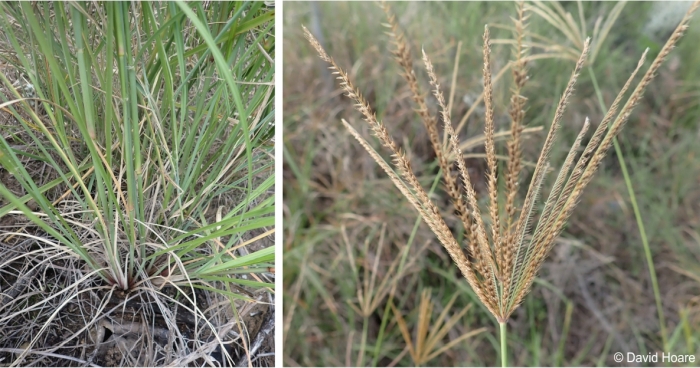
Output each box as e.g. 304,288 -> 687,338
303,0 -> 699,324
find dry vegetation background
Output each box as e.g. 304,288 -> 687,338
283,2 -> 700,366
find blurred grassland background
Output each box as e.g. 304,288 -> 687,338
283,2 -> 700,366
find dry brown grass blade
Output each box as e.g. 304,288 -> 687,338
530,0 -> 627,64
448,41 -> 462,116
589,1 -> 626,63
390,300 -> 417,364
530,1 -> 582,58
424,293 -> 461,353
530,2 -> 577,46
425,321 -> 486,363
345,223 -> 418,318
415,289 -> 431,363
391,290 -> 485,366
422,296 -> 484,363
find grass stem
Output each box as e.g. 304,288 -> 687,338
358,315 -> 369,366
500,321 -> 507,367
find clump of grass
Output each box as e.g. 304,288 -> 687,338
0,2 -> 274,365
304,1 -> 699,365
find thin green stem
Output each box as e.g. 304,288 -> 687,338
358,315 -> 369,366
372,293 -> 394,367
613,138 -> 668,347
588,66 -> 667,350
500,321 -> 507,367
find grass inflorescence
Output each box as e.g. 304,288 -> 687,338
302,1 -> 699,366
